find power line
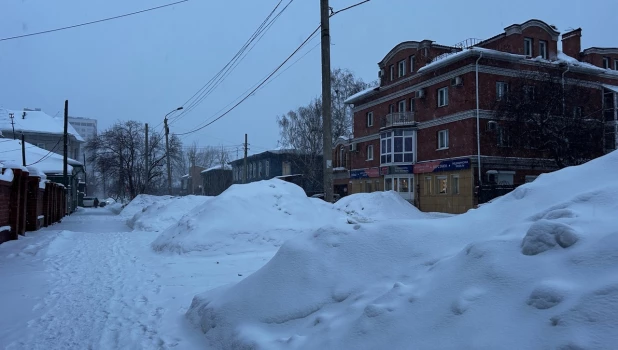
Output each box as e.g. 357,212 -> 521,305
170,0 -> 295,126
26,138 -> 64,166
173,0 -> 370,137
0,0 -> 190,42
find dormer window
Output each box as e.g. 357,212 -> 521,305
524,38 -> 533,56
398,59 -> 406,77
389,65 -> 395,81
410,55 -> 415,73
539,40 -> 547,59
603,57 -> 610,69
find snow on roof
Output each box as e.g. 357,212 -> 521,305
603,84 -> 618,94
201,164 -> 232,173
0,108 -> 85,142
0,139 -> 82,174
344,86 -> 380,104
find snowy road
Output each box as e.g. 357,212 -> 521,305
0,208 -> 273,350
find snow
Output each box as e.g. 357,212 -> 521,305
334,190 -> 439,222
0,139 -> 81,174
201,164 -> 232,173
0,226 -> 10,232
117,194 -> 173,219
151,179 -> 345,255
186,150 -> 618,349
128,195 -> 212,232
0,168 -> 14,182
0,108 -> 84,142
343,86 -> 379,104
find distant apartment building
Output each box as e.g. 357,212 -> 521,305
339,19 -> 618,214
68,117 -> 97,164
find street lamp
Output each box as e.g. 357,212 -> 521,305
164,106 -> 184,195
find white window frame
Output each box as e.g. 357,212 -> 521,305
436,175 -> 448,195
424,176 -> 432,195
539,40 -> 547,59
603,57 -> 610,69
451,175 -> 460,195
367,111 -> 374,127
438,87 -> 449,107
389,65 -> 394,81
437,129 -> 449,150
398,59 -> 406,77
524,38 -> 533,56
380,130 -> 415,165
497,126 -> 511,147
496,82 -> 508,101
410,55 -> 415,73
366,145 -> 374,161
398,100 -> 406,112
615,59 -> 618,71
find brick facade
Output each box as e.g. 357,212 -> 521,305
340,19 -> 618,214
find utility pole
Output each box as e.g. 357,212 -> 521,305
63,100 -> 69,215
21,134 -> 26,166
164,118 -> 172,195
144,123 -> 149,194
83,153 -> 88,196
243,133 -> 248,184
320,0 -> 334,202
9,113 -> 15,140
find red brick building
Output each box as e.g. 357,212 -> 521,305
341,19 -> 618,214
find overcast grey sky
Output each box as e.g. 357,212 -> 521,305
1,0 -> 616,159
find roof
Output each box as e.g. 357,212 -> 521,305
603,84 -> 618,94
0,108 -> 84,142
344,86 -> 380,105
201,164 -> 232,173
0,139 -> 82,174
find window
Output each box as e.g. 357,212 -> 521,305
410,55 -> 415,73
424,176 -> 432,195
539,40 -> 548,59
409,98 -> 415,112
451,175 -> 460,195
615,59 -> 618,71
496,82 -> 509,100
524,85 -> 535,101
389,65 -> 395,81
524,38 -> 533,56
603,57 -> 610,69
282,161 -> 291,176
367,112 -> 374,127
380,130 -> 414,164
436,176 -> 447,194
398,177 -> 410,193
258,162 -> 263,177
398,100 -> 406,112
389,103 -> 395,114
265,160 -> 270,177
437,129 -> 449,149
385,178 -> 393,191
366,145 -> 374,161
498,127 -> 511,147
438,87 -> 449,107
398,59 -> 406,77
573,106 -> 582,118
525,175 -> 538,183
37,143 -> 46,149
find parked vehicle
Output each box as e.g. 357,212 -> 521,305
310,193 -> 341,203
83,197 -> 96,207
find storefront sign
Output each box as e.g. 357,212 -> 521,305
350,167 -> 381,179
413,158 -> 471,174
380,165 -> 413,175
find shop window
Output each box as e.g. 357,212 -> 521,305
525,175 -> 538,183
399,178 -> 409,193
385,178 -> 393,191
365,181 -> 372,193
451,175 -> 460,195
436,176 -> 448,194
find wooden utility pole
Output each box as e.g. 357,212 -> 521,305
144,123 -> 149,194
320,0 -> 334,202
9,113 -> 15,140
243,133 -> 248,184
83,153 -> 88,196
21,134 -> 26,166
164,118 -> 172,195
63,100 -> 69,215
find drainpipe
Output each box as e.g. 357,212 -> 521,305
476,51 -> 483,188
562,64 -> 570,116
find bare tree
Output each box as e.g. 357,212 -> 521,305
86,121 -> 183,200
493,68 -> 605,169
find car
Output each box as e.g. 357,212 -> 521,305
310,193 -> 341,203
83,197 -> 96,207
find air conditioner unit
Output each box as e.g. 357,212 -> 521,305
350,143 -> 357,152
415,89 -> 425,99
487,121 -> 498,132
451,76 -> 463,86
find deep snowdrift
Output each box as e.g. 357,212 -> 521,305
186,151 -> 618,350
128,195 -> 211,232
118,194 -> 173,219
151,180 -> 345,255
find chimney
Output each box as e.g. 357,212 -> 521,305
562,28 -> 582,59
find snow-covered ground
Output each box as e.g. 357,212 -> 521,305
2,151 -> 618,349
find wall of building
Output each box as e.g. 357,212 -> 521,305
417,167 -> 474,214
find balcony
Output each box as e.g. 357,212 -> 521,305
381,112 -> 417,129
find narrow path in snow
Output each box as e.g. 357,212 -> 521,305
1,208 -> 268,350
